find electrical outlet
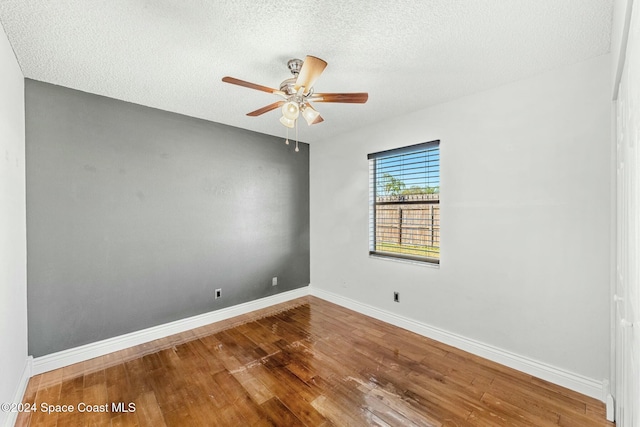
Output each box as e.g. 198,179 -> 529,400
215,288 -> 222,299
394,292 -> 399,302
272,277 -> 278,286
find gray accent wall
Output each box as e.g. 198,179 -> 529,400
25,79 -> 309,357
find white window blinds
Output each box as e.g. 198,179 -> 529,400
368,140 -> 440,263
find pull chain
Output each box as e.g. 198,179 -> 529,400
295,118 -> 299,152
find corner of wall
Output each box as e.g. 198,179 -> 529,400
1,356 -> 32,427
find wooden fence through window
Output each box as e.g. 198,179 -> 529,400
375,194 -> 440,251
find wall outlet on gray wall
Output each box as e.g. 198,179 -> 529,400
394,292 -> 399,302
215,289 -> 222,299
272,277 -> 278,286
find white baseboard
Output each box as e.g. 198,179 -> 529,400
32,287 -> 309,375
605,392 -> 615,422
310,286 -> 606,402
2,356 -> 32,427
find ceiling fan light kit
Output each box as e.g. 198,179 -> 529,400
301,104 -> 320,125
282,101 -> 300,121
279,115 -> 295,128
222,55 -> 368,151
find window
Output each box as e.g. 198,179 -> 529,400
368,140 -> 440,264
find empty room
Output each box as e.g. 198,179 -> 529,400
1,1 -> 638,426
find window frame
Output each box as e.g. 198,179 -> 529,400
368,140 -> 440,265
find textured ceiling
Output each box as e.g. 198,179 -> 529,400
0,0 -> 613,143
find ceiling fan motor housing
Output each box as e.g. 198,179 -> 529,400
279,78 -> 297,96
282,59 -> 306,96
287,58 -> 303,76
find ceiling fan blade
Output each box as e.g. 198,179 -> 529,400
294,56 -> 327,94
222,76 -> 285,96
310,92 -> 369,103
247,101 -> 285,117
312,115 -> 324,124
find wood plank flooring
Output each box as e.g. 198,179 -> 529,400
15,296 -> 613,426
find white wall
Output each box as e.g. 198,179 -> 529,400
0,25 -> 28,427
311,54 -> 611,383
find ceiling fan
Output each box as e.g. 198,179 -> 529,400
222,56 -> 368,130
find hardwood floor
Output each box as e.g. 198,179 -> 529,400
15,296 -> 613,426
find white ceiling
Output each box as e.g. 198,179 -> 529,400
0,0 -> 613,143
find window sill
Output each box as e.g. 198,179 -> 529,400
368,252 -> 440,268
